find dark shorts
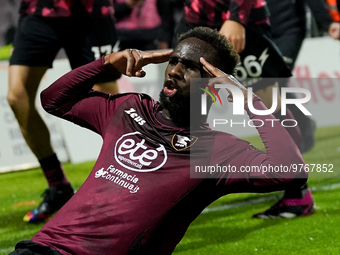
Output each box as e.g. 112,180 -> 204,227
8,240 -> 62,255
272,30 -> 305,70
235,26 -> 292,90
10,14 -> 121,80
174,18 -> 291,91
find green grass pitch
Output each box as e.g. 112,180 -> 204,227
1,125 -> 340,254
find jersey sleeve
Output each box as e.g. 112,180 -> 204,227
214,97 -> 308,193
40,56 -> 130,137
227,0 -> 254,25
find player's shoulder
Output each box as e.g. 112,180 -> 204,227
108,92 -> 155,101
108,92 -> 159,108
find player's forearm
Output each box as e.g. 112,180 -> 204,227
216,96 -> 307,193
40,57 -> 108,116
246,98 -> 302,163
245,97 -> 308,183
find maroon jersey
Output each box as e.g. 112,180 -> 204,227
19,0 -> 114,18
33,57 -> 307,255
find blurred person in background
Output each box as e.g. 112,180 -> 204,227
7,0 -> 121,224
114,0 -> 173,50
0,0 -> 19,47
252,0 -> 340,219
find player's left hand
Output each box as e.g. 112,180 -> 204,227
200,57 -> 254,104
104,49 -> 173,77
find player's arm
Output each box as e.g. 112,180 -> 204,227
41,49 -> 172,134
201,58 -> 308,192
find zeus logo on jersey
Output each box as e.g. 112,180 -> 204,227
125,108 -> 146,126
114,131 -> 167,172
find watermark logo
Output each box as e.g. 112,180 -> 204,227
198,83 -> 222,107
201,85 -> 312,116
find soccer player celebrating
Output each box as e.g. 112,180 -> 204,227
9,27 -> 307,255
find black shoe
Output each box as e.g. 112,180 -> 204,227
253,189 -> 315,219
23,185 -> 74,223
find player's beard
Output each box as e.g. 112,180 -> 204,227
159,90 -> 203,127
159,90 -> 191,126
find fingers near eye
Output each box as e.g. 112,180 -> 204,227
203,66 -> 214,77
200,57 -> 214,76
200,57 -> 226,77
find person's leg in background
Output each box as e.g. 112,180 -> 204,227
7,16 -> 74,223
7,11 -> 120,223
252,31 -> 315,219
84,16 -> 120,94
273,32 -> 317,153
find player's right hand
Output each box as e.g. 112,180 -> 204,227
200,57 -> 254,104
104,49 -> 173,77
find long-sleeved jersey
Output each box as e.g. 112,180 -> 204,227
32,57 -> 307,255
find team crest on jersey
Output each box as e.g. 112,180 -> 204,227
171,134 -> 198,151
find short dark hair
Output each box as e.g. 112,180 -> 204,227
178,27 -> 240,75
